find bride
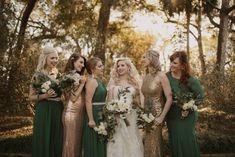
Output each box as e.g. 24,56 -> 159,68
107,57 -> 144,157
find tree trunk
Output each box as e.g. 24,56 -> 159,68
197,0 -> 206,75
93,0 -> 113,62
216,0 -> 229,77
7,0 -> 37,104
0,1 -> 8,63
185,0 -> 191,61
0,0 -> 9,108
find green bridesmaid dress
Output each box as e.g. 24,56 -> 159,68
32,77 -> 64,157
83,79 -> 107,157
166,72 -> 204,157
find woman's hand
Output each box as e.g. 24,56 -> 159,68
181,110 -> 189,118
88,120 -> 96,128
154,116 -> 164,126
45,89 -> 57,98
80,76 -> 87,85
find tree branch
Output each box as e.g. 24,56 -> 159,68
227,4 -> 235,14
190,30 -> 198,40
31,34 -> 65,42
206,0 -> 221,11
206,10 -> 220,28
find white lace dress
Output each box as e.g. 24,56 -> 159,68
107,85 -> 144,157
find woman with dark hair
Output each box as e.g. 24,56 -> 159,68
141,50 -> 172,157
83,57 -> 107,157
166,51 -> 204,157
62,53 -> 87,157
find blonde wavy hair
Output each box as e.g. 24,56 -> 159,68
144,50 -> 161,73
36,46 -> 58,74
109,57 -> 141,89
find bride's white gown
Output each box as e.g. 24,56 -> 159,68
107,85 -> 144,157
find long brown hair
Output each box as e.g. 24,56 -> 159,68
63,53 -> 86,75
170,51 -> 191,85
86,57 -> 102,75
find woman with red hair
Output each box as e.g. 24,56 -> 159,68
166,51 -> 204,157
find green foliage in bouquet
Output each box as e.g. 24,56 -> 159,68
59,70 -> 81,91
31,72 -> 58,94
135,106 -> 155,133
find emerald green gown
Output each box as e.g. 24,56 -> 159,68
166,72 -> 204,157
32,75 -> 64,157
83,79 -> 107,157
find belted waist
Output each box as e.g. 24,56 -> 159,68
46,97 -> 61,101
93,102 -> 105,106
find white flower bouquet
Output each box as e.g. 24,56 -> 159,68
173,92 -> 197,119
136,106 -> 155,133
59,70 -> 81,91
94,122 -> 108,136
182,99 -> 197,111
32,72 -> 56,94
95,87 -> 133,142
41,80 -> 52,93
104,87 -> 133,126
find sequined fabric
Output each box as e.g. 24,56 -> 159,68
62,92 -> 85,157
141,73 -> 165,157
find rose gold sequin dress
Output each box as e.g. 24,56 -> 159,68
62,92 -> 85,157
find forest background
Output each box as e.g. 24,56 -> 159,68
0,0 -> 234,156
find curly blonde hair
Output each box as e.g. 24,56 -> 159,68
110,58 -> 140,89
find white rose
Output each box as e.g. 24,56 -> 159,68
149,113 -> 155,121
41,81 -> 51,90
94,127 -> 99,131
41,89 -> 47,93
188,100 -> 195,106
193,105 -> 198,111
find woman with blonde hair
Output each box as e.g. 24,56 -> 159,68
141,50 -> 172,157
29,46 -> 64,157
107,57 -> 144,157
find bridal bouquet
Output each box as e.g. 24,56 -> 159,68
94,87 -> 133,142
136,106 -> 155,133
94,114 -> 117,142
32,72 -> 56,94
59,70 -> 81,91
104,87 -> 133,126
173,92 -> 197,119
94,122 -> 108,136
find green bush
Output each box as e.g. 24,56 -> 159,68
199,132 -> 235,153
0,135 -> 32,153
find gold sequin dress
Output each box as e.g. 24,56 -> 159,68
141,72 -> 165,157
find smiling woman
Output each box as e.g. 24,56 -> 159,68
166,51 -> 204,157
107,57 -> 144,157
62,53 -> 87,157
29,46 -> 64,157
